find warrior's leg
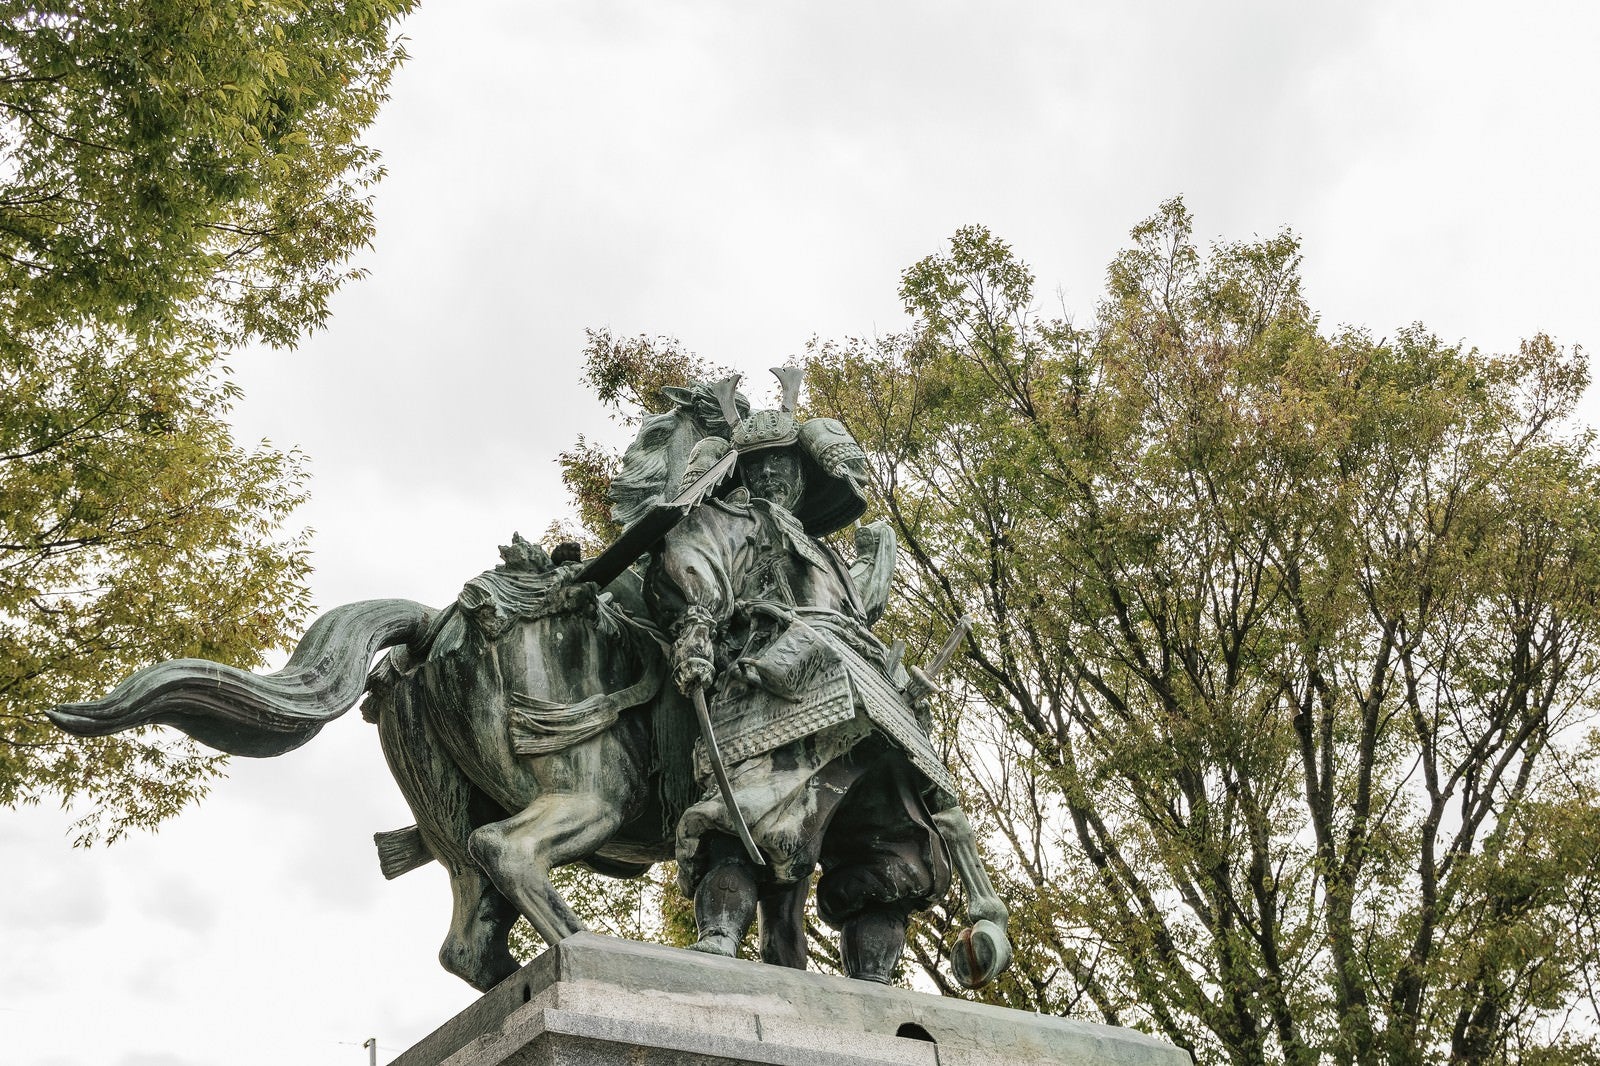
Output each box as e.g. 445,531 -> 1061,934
757,879 -> 808,969
816,748 -> 947,984
689,838 -> 759,958
840,905 -> 911,985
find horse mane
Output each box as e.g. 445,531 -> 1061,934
608,381 -> 749,526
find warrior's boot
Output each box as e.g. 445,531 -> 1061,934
840,905 -> 909,984
690,858 -> 758,958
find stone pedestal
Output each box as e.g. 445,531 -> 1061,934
392,933 -> 1189,1066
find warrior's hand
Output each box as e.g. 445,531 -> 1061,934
672,606 -> 717,695
552,579 -> 599,617
675,655 -> 714,695
854,522 -> 884,555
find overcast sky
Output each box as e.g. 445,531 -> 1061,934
6,2 -> 1599,1063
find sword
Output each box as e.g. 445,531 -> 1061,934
904,615 -> 972,703
690,684 -> 766,867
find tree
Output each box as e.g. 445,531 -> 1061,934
1,0 -> 414,842
804,205 -> 1600,1064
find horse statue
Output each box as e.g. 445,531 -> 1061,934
48,378 -> 1013,994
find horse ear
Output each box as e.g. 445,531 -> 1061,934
659,386 -> 694,409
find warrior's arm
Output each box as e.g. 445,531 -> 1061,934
848,520 -> 897,626
645,505 -> 741,693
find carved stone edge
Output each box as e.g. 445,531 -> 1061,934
392,933 -> 1192,1066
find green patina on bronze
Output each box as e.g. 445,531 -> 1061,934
49,371 -> 1012,994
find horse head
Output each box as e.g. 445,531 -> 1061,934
608,379 -> 750,527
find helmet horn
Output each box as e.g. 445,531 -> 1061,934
709,375 -> 743,429
771,366 -> 804,414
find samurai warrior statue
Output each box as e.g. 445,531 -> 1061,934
647,369 -> 1002,984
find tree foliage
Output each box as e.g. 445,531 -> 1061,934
556,206 -> 1600,1061
1,0 -> 413,841
805,204 -> 1600,1064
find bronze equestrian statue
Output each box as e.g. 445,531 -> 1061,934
50,371 -> 1012,994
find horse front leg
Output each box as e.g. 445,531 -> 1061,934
931,805 -> 1013,989
467,730 -> 636,949
440,865 -> 521,991
757,879 -> 809,969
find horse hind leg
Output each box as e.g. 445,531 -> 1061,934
440,865 -> 521,991
469,788 -> 625,948
381,822 -> 520,989
370,668 -> 520,990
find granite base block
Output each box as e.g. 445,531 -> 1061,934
391,933 -> 1190,1066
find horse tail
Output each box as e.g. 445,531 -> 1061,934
47,598 -> 435,758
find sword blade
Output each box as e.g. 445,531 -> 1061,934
903,615 -> 973,704
926,615 -> 972,680
691,685 -> 766,867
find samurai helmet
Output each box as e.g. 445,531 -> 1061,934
707,368 -> 868,536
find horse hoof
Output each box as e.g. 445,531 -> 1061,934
687,934 -> 739,958
950,919 -> 1012,989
